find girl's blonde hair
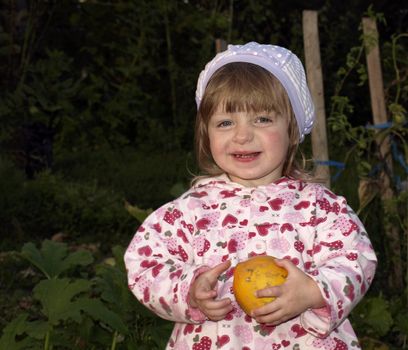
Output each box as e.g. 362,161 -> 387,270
194,62 -> 313,182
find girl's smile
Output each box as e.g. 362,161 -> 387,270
208,107 -> 290,187
231,152 -> 261,162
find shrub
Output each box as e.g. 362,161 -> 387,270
0,165 -> 136,251
0,240 -> 172,349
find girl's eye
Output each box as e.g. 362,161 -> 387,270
255,116 -> 273,124
217,120 -> 233,128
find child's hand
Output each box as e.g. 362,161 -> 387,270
251,259 -> 325,325
189,260 -> 233,321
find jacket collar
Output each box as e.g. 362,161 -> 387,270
193,173 -> 297,193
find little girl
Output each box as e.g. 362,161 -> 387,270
125,42 -> 377,349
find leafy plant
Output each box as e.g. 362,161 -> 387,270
0,240 -> 173,349
327,10 -> 407,349
22,240 -> 93,279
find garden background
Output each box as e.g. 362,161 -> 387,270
0,0 -> 407,349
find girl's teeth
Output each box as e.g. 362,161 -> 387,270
235,153 -> 257,158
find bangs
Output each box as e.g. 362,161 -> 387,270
199,62 -> 291,118
219,83 -> 275,114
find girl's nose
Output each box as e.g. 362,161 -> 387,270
232,124 -> 253,144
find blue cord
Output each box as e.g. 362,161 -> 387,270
314,160 -> 345,181
316,122 -> 407,184
365,121 -> 393,129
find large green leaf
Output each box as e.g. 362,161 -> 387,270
21,240 -> 93,279
150,320 -> 173,349
24,320 -> 49,340
75,297 -> 128,334
33,278 -> 92,325
112,245 -> 126,271
95,250 -> 156,319
394,312 -> 408,336
0,314 -> 36,349
124,200 -> 152,223
357,296 -> 393,336
94,247 -> 131,310
95,263 -> 128,308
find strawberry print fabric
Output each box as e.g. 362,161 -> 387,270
124,175 -> 377,349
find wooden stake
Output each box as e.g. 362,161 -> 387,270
215,39 -> 227,53
362,17 -> 402,289
362,17 -> 393,171
302,10 -> 331,188
362,18 -> 387,125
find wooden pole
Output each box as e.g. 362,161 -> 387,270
215,39 -> 227,53
302,10 -> 331,188
362,17 -> 393,171
362,17 -> 402,289
362,18 -> 388,126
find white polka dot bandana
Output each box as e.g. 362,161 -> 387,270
195,42 -> 315,142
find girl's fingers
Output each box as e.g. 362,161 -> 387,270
252,304 -> 283,323
206,301 -> 234,320
256,285 -> 282,298
255,317 -> 280,326
253,309 -> 288,325
200,298 -> 232,316
195,288 -> 218,300
208,309 -> 232,321
251,298 -> 281,317
205,260 -> 231,281
274,258 -> 293,270
207,303 -> 233,316
193,261 -> 232,320
204,297 -> 231,310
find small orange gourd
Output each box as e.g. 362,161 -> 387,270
233,255 -> 288,315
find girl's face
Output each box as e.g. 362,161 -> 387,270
208,105 -> 290,187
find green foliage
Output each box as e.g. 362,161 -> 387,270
351,292 -> 408,350
0,240 -> 172,349
21,240 -> 93,279
0,168 -> 135,251
352,296 -> 394,337
0,314 -> 35,350
34,278 -> 92,326
53,147 -> 192,210
327,14 -> 408,350
0,157 -> 26,241
124,201 -> 153,223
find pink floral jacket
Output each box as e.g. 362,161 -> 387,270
124,175 -> 377,350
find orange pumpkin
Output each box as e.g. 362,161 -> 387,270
233,255 -> 288,315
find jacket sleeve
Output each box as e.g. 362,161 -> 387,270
124,199 -> 206,323
300,187 -> 377,338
